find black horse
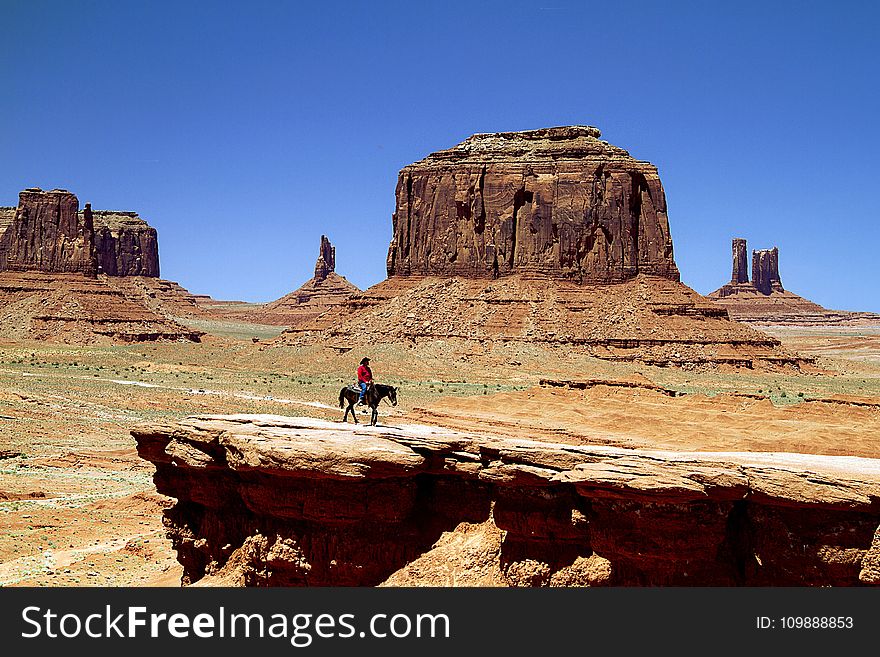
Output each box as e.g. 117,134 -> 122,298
338,383 -> 398,426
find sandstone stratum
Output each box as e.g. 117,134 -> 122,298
278,127 -> 807,370
134,413 -> 880,586
0,188 -> 202,343
708,238 -> 880,326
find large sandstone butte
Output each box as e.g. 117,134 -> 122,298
278,127 -> 808,370
709,238 -> 880,325
387,126 -> 679,282
0,188 -> 201,343
134,414 -> 880,586
0,188 -> 160,277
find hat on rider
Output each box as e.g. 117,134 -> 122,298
360,357 -> 371,365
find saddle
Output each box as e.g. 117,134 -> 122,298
348,382 -> 374,395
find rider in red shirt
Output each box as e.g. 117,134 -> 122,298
357,357 -> 372,404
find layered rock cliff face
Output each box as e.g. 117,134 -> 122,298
0,189 -> 96,275
0,188 -> 201,343
91,210 -> 160,277
135,414 -> 880,586
386,126 -> 679,282
0,189 -> 160,277
751,247 -> 782,295
280,274 -> 808,370
0,272 -> 203,343
709,239 -> 880,325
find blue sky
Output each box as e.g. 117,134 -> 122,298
1,0 -> 878,311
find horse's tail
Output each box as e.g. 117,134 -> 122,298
338,387 -> 346,409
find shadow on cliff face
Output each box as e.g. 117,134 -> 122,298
163,473 -> 493,587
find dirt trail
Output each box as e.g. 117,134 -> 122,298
2,368 -> 344,412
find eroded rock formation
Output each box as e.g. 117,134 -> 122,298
278,129 -> 810,370
0,188 -> 96,275
0,188 -> 160,277
280,274 -> 807,370
731,238 -> 748,284
314,235 -> 335,280
386,126 -> 679,282
751,247 -> 782,295
709,239 -> 880,325
247,235 -> 360,326
0,188 -> 201,343
135,414 -> 880,586
0,272 -> 203,343
92,209 -> 160,277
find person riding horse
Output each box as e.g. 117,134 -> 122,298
339,357 -> 398,426
356,357 -> 373,405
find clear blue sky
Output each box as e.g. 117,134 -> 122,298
1,0 -> 878,311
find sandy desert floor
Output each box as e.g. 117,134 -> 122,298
1,319 -> 879,586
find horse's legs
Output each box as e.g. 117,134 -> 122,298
344,401 -> 357,423
350,402 -> 358,424
371,406 -> 378,426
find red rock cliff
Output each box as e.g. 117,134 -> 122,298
92,209 -> 160,277
386,126 -> 679,282
0,188 -> 96,276
134,415 -> 880,587
0,189 -> 161,277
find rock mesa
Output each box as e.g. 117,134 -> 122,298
386,126 -> 679,282
0,188 -> 200,343
278,128 -> 809,370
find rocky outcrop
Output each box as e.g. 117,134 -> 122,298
386,126 -> 679,283
135,414 -> 880,586
0,188 -> 160,278
314,235 -> 335,280
0,271 -> 203,343
731,238 -> 748,284
751,247 -> 782,295
92,209 -> 160,277
280,274 -> 808,370
709,239 -> 880,325
0,189 -> 201,343
0,188 -> 96,276
246,236 -> 360,326
275,129 -> 811,370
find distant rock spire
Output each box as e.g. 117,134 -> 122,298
314,235 -> 336,281
731,238 -> 748,284
751,247 -> 783,295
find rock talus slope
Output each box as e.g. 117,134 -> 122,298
134,414 -> 880,586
